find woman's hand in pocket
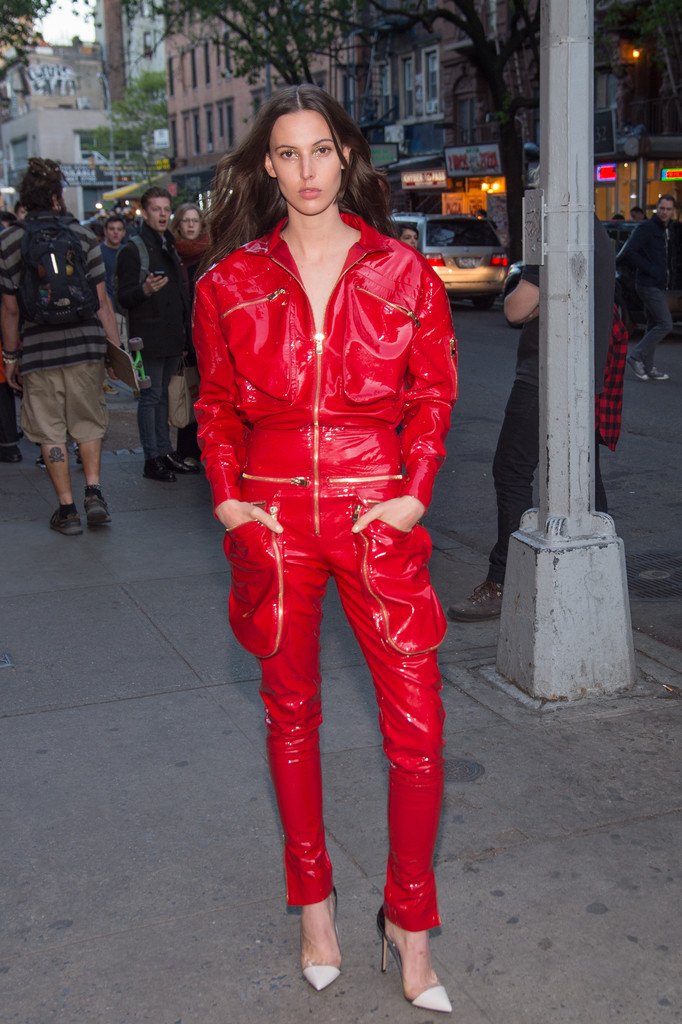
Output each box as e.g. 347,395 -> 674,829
215,498 -> 283,534
351,495 -> 425,534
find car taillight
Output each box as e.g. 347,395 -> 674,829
491,253 -> 508,267
426,253 -> 446,268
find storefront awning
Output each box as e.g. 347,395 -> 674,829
102,173 -> 169,202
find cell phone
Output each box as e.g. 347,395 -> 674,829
151,270 -> 166,277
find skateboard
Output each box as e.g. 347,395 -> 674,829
106,338 -> 151,396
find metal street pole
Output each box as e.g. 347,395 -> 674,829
98,69 -> 116,195
496,0 -> 635,700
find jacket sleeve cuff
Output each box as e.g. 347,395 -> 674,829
401,462 -> 434,510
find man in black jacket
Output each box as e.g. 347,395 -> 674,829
620,194 -> 676,381
117,186 -> 197,480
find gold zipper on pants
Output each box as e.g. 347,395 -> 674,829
357,529 -> 441,655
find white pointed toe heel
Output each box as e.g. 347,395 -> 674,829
302,887 -> 341,993
412,984 -> 453,1013
302,964 -> 341,991
377,907 -> 452,1014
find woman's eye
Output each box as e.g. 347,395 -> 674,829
280,149 -> 296,159
315,146 -> 331,156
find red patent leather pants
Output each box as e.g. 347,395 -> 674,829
233,471 -> 447,931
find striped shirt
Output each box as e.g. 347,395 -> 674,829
0,211 -> 106,375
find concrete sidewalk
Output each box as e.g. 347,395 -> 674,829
1,443 -> 680,1024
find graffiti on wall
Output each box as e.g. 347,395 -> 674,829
26,64 -> 77,96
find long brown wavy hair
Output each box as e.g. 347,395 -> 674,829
199,84 -> 393,274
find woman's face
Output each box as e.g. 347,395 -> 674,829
264,110 -> 350,220
179,208 -> 202,240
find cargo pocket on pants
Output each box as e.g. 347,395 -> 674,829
224,519 -> 287,659
354,518 -> 447,655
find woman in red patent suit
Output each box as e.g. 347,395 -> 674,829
193,85 -> 457,1013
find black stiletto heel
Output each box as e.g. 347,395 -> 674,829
377,907 -> 452,1013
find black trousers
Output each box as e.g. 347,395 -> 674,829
0,382 -> 20,449
487,380 -> 607,585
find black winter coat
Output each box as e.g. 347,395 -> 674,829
619,213 -> 678,291
116,223 -> 191,358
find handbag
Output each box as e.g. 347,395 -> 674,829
168,359 -> 200,429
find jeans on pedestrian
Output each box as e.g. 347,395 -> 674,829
632,285 -> 673,369
137,354 -> 178,459
487,380 -> 607,585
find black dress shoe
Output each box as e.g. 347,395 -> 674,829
0,446 -> 22,462
143,456 -> 176,482
164,450 -> 200,473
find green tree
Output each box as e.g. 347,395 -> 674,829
122,0 -> 359,85
92,70 -> 168,173
370,0 -> 540,260
0,0 -> 53,79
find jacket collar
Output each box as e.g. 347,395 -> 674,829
244,212 -> 390,261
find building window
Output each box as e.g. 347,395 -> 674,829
403,57 -> 414,118
217,103 -> 224,139
143,31 -> 152,58
170,118 -> 177,157
206,107 -> 214,152
192,110 -> 200,154
167,56 -> 174,97
223,30 -> 232,77
190,48 -> 197,89
204,41 -> 211,85
458,98 -> 477,144
424,50 -> 438,114
225,100 -> 234,148
380,63 -> 391,117
182,114 -> 190,157
343,73 -> 356,119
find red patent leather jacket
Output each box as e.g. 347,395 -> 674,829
193,213 -> 458,513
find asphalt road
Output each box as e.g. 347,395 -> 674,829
432,301 -> 682,651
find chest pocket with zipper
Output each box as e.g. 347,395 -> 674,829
221,288 -> 294,402
342,285 -> 420,404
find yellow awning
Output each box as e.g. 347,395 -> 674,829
102,173 -> 169,201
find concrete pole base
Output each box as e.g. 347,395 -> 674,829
496,510 -> 637,701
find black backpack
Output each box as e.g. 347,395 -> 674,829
18,218 -> 99,326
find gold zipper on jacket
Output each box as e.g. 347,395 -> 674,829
312,331 -> 324,534
242,473 -> 309,486
355,286 -> 421,328
328,474 -> 404,484
220,288 -> 286,319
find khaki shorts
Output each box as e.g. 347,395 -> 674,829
21,360 -> 109,446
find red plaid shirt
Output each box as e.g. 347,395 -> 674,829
595,304 -> 627,451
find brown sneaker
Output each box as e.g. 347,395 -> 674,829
447,581 -> 504,622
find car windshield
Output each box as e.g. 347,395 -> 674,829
426,218 -> 500,247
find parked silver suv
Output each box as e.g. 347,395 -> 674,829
393,212 -> 508,308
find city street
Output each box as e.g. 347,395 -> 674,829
0,304 -> 680,1024
435,303 -> 682,652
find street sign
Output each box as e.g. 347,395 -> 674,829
594,109 -> 615,156
61,163 -> 113,187
444,144 -> 502,177
154,128 -> 170,149
370,143 -> 398,166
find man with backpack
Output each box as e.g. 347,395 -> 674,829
116,186 -> 195,482
0,158 -> 121,535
